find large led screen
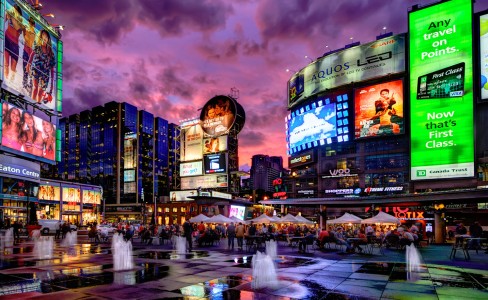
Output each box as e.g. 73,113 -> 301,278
38,184 -> 60,201
354,79 -> 404,139
229,205 -> 245,220
181,123 -> 203,161
2,0 -> 62,112
203,153 -> 227,174
203,135 -> 227,154
409,0 -> 474,180
480,13 -> 488,100
286,93 -> 349,155
180,161 -> 203,177
0,102 -> 57,162
288,34 -> 405,108
62,187 -> 81,203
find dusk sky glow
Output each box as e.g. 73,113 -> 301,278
42,0 -> 488,171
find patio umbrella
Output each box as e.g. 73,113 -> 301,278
189,214 -> 210,223
277,213 -> 300,224
204,214 -> 233,224
327,212 -> 363,224
294,214 -> 314,225
249,214 -> 274,224
230,216 -> 248,224
361,211 -> 400,224
270,215 -> 281,223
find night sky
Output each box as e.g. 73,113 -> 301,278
41,0 -> 488,171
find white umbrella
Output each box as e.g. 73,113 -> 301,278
189,214 -> 210,223
277,213 -> 300,224
361,211 -> 400,224
230,216 -> 248,224
327,212 -> 363,224
295,214 -> 314,225
270,215 -> 281,223
249,214 -> 274,224
204,214 -> 233,224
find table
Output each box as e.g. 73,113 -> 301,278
450,237 -> 487,260
289,236 -> 310,252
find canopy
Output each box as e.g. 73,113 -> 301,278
361,211 -> 400,224
189,214 -> 210,223
203,214 -> 233,224
277,213 -> 300,224
295,214 -> 314,225
270,216 -> 281,222
230,216 -> 248,224
326,213 -> 363,224
249,214 -> 274,224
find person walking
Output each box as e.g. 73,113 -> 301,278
227,222 -> 236,250
54,221 -> 61,239
183,219 -> 193,252
236,222 -> 245,250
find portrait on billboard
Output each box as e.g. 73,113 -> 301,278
354,79 -> 404,139
38,184 -> 60,201
181,124 -> 203,161
480,13 -> 488,100
62,187 -> 81,203
200,96 -> 236,136
82,190 -> 101,204
3,0 -> 59,111
1,102 -> 56,162
203,135 -> 227,154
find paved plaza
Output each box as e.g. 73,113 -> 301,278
0,232 -> 487,299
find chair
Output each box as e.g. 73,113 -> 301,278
366,236 -> 384,255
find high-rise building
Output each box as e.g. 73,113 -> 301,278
250,155 -> 285,196
53,101 -> 175,223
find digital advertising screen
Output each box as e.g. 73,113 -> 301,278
181,123 -> 203,161
62,187 -> 81,203
180,175 -> 228,189
203,153 -> 227,174
288,34 -> 405,108
82,189 -> 101,204
1,0 -> 62,112
203,135 -> 227,154
354,79 -> 404,139
286,93 -> 349,155
169,190 -> 198,201
409,0 -> 474,180
180,161 -> 203,177
480,13 -> 488,100
229,205 -> 245,220
0,102 -> 57,163
38,184 -> 60,201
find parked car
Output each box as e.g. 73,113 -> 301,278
38,220 -> 77,235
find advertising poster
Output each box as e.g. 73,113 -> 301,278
62,187 -> 81,203
1,102 -> 56,162
180,175 -> 228,189
229,205 -> 245,220
2,0 -> 61,112
82,189 -> 101,204
409,0 -> 474,180
200,96 -> 236,136
169,190 -> 198,201
203,135 -> 227,154
288,34 -> 405,108
203,153 -> 227,174
181,124 -> 203,161
354,79 -> 404,139
38,184 -> 60,200
480,13 -> 488,100
180,161 -> 203,177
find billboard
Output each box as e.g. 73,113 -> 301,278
181,123 -> 203,161
181,175 -> 228,189
169,190 -> 198,201
199,95 -> 245,136
38,184 -> 60,201
180,161 -> 203,177
62,187 -> 81,203
203,153 -> 227,174
480,13 -> 488,100
0,102 -> 57,163
203,135 -> 227,154
286,92 -> 350,155
354,79 -> 404,139
1,0 -> 62,112
409,0 -> 474,180
229,205 -> 245,220
82,189 -> 101,204
288,34 -> 405,108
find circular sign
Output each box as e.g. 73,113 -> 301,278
200,95 -> 245,136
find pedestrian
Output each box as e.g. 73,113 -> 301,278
227,222 -> 236,250
55,221 -> 61,239
236,222 -> 245,250
183,219 -> 193,252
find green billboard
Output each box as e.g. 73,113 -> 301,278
409,0 -> 474,180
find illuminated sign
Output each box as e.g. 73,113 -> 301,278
180,161 -> 203,177
2,0 -> 62,112
480,13 -> 488,100
62,187 -> 80,203
38,184 -> 60,200
286,92 -> 350,155
1,102 -> 57,163
180,124 -> 203,161
82,189 -> 101,204
181,175 -> 228,189
212,191 -> 232,199
0,153 -> 40,181
169,190 -> 198,201
203,153 -> 227,174
200,95 -> 237,136
354,79 -> 404,139
203,135 -> 228,154
288,34 -> 405,108
409,0 -> 474,180
229,205 -> 245,220
288,151 -> 314,168
297,190 -> 314,195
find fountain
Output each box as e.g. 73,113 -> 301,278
112,233 -> 134,271
175,236 -> 187,254
265,240 -> 277,260
1,228 -> 14,255
252,251 -> 278,289
405,244 -> 421,281
33,234 -> 54,260
61,231 -> 77,247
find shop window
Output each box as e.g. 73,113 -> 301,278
172,207 -> 177,213
181,207 -> 186,212
165,207 -> 169,213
